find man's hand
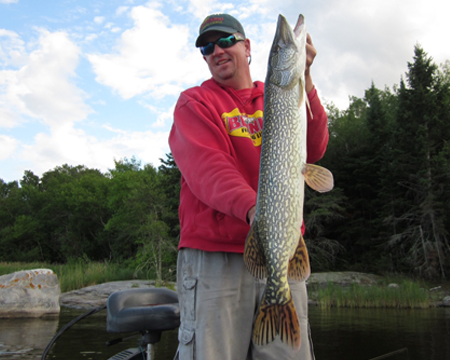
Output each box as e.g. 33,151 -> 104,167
247,206 -> 256,225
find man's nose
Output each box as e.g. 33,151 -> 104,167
211,43 -> 225,56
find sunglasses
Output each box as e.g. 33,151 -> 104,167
200,34 -> 245,56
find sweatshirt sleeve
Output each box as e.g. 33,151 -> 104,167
169,92 -> 257,224
306,87 -> 329,164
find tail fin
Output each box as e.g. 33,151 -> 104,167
278,296 -> 301,349
253,295 -> 301,350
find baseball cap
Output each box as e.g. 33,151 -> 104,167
195,14 -> 245,47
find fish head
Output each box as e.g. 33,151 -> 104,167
267,14 -> 307,89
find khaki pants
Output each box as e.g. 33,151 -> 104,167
175,248 -> 315,360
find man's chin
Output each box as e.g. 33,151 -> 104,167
215,71 -> 234,82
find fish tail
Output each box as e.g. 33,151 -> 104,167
253,296 -> 279,346
253,294 -> 301,350
278,296 -> 301,349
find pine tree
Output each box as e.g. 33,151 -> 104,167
386,46 -> 450,278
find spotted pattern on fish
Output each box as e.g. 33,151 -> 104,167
244,14 -> 333,351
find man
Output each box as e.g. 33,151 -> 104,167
169,13 -> 329,360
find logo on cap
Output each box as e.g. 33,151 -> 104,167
201,16 -> 224,31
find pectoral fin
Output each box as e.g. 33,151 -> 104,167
288,234 -> 311,281
244,221 -> 266,279
302,163 -> 334,192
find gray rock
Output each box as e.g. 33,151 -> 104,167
59,280 -> 159,309
307,271 -> 381,289
388,283 -> 399,288
0,269 -> 60,318
443,296 -> 450,307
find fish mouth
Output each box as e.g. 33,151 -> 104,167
293,14 -> 305,37
274,14 -> 305,48
275,14 -> 294,47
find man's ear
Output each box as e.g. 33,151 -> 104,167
244,38 -> 251,58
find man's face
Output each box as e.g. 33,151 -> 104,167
201,31 -> 250,86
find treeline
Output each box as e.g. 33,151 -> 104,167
309,45 -> 450,279
0,156 -> 181,282
1,45 -> 449,280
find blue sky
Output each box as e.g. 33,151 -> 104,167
1,0 -> 449,182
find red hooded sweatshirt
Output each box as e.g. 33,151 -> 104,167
169,78 -> 329,253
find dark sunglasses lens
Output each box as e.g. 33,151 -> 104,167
217,35 -> 236,49
200,35 -> 237,56
201,43 -> 214,56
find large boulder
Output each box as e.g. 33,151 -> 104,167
0,269 -> 60,318
59,280 -> 158,309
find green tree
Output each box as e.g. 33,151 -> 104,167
320,84 -> 398,272
385,46 -> 450,278
36,165 -> 110,262
158,153 -> 181,240
319,96 -> 372,267
106,157 -> 177,281
304,186 -> 347,271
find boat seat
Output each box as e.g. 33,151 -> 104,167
107,288 -> 180,334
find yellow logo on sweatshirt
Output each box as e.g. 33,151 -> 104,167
221,109 -> 263,147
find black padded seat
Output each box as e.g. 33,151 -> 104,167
107,288 -> 180,333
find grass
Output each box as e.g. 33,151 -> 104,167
1,263 -> 444,308
0,261 -> 146,293
313,277 -> 433,309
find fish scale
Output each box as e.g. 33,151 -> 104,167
244,14 -> 334,350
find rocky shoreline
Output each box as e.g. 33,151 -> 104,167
59,272 -> 450,309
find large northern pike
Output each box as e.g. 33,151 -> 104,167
244,14 -> 333,350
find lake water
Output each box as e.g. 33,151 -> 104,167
0,306 -> 449,359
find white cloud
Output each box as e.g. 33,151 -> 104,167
2,0 -> 450,183
116,6 -> 129,16
0,106 -> 21,128
139,101 -> 175,128
0,0 -> 19,4
0,135 -> 17,160
186,0 -> 218,19
0,28 -> 100,178
0,29 -> 26,67
251,0 -> 450,109
1,29 -> 92,129
94,16 -> 105,24
85,33 -> 98,42
19,124 -> 170,175
102,127 -> 170,167
88,4 -> 208,99
0,17 -> 178,180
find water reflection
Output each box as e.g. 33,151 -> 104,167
310,307 -> 450,360
0,306 -> 449,359
0,315 -> 58,359
0,308 -> 177,360
46,308 -> 178,359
